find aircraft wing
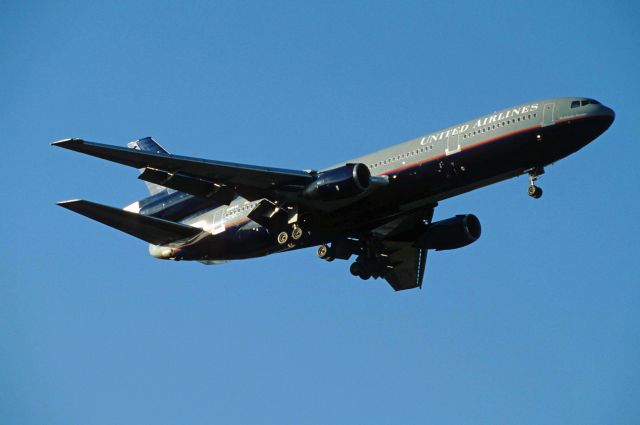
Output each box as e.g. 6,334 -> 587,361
52,139 -> 314,200
58,199 -> 203,245
380,242 -> 429,291
368,206 -> 435,291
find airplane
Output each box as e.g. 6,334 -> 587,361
53,97 -> 614,291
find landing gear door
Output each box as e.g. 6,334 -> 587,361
542,103 -> 555,127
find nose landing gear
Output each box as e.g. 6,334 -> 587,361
527,167 -> 544,199
528,184 -> 543,199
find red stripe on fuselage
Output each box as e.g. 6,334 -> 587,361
379,114 -> 600,177
208,114 -> 604,232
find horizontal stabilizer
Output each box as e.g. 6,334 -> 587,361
57,200 -> 203,245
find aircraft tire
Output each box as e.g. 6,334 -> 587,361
534,187 -> 543,198
317,244 -> 334,261
291,225 -> 303,240
528,185 -> 543,199
277,231 -> 289,245
350,262 -> 362,277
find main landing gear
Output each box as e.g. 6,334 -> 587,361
317,239 -> 362,264
527,167 -> 544,199
349,261 -> 372,280
277,224 -> 304,245
317,244 -> 334,261
317,240 -> 388,282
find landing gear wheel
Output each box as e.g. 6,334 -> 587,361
291,225 -> 303,240
359,271 -> 371,280
277,231 -> 289,245
317,244 -> 328,258
349,262 -> 371,280
527,167 -> 544,199
528,185 -> 543,199
317,244 -> 334,261
349,262 -> 362,277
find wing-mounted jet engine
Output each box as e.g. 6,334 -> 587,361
248,163 -> 389,246
315,211 -> 481,290
303,163 -> 389,201
416,214 -> 481,250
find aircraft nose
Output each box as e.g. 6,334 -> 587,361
600,104 -> 615,127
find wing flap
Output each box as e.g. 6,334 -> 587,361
138,167 -> 236,203
58,200 -> 203,245
365,207 -> 436,291
382,244 -> 428,291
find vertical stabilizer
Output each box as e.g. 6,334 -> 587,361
127,137 -> 169,195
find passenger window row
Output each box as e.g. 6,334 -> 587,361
225,203 -> 254,218
369,111 -> 539,170
462,113 -> 537,140
370,145 -> 435,169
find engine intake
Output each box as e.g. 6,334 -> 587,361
303,163 -> 371,201
417,214 -> 481,251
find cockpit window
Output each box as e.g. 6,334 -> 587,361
572,99 -> 601,108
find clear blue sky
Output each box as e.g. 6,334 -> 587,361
2,1 -> 639,424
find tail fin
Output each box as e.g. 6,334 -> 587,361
127,137 -> 168,155
127,137 -> 169,195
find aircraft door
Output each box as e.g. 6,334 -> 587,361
542,103 -> 555,127
445,131 -> 460,156
211,206 -> 226,235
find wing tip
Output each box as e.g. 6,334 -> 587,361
51,138 -> 85,148
56,199 -> 85,210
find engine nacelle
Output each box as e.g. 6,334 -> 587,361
417,214 -> 481,251
303,163 -> 371,201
